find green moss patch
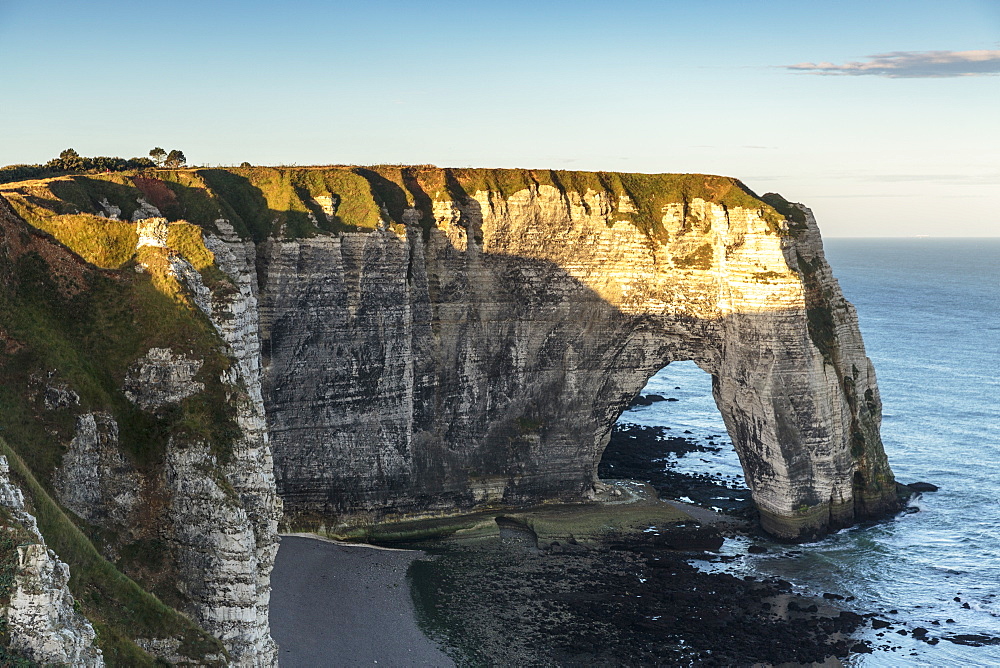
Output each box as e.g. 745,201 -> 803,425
673,242 -> 715,270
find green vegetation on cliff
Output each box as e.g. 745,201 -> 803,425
1,164 -> 796,248
761,192 -> 809,235
0,149 -> 155,186
348,166 -> 788,238
0,232 -> 237,473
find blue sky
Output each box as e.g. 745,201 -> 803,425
1,0 -> 997,236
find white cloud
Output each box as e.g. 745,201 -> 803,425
786,50 -> 1000,78
833,173 -> 1000,185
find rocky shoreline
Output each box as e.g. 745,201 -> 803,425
409,531 -> 869,666
398,424 -> 877,666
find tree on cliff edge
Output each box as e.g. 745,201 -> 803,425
149,147 -> 166,167
57,148 -> 84,171
164,150 -> 186,168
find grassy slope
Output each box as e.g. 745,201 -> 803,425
0,197 -> 230,664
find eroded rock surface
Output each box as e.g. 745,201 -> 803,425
53,412 -> 141,528
0,456 -> 104,667
165,440 -> 275,666
168,218 -> 281,666
123,347 -> 204,410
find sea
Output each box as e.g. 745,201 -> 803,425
620,238 -> 1000,665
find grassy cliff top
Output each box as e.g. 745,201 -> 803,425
0,166 -> 794,242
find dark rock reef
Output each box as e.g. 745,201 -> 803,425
409,528 -> 870,667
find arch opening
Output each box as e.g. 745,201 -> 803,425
598,361 -> 753,516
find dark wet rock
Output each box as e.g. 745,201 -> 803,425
911,627 -> 928,637
504,419 -> 873,664
823,592 -> 845,600
838,611 -> 863,624
872,619 -> 892,630
409,530 -> 870,667
628,394 -> 669,408
628,395 -> 654,408
748,545 -> 768,554
946,634 -> 1000,646
599,424 -> 753,515
908,481 -> 939,493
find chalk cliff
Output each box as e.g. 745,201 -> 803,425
253,172 -> 897,539
0,456 -> 104,666
0,165 -> 899,661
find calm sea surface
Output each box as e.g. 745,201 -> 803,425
621,238 -> 1000,665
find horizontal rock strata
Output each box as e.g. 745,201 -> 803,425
251,173 -> 899,539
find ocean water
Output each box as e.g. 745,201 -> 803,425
619,238 -> 1000,665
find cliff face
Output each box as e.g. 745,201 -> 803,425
0,456 -> 104,667
255,176 -> 897,539
0,165 -> 898,659
161,216 -> 281,666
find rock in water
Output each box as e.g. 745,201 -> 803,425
908,481 -> 939,493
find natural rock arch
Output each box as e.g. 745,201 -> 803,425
258,180 -> 900,539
